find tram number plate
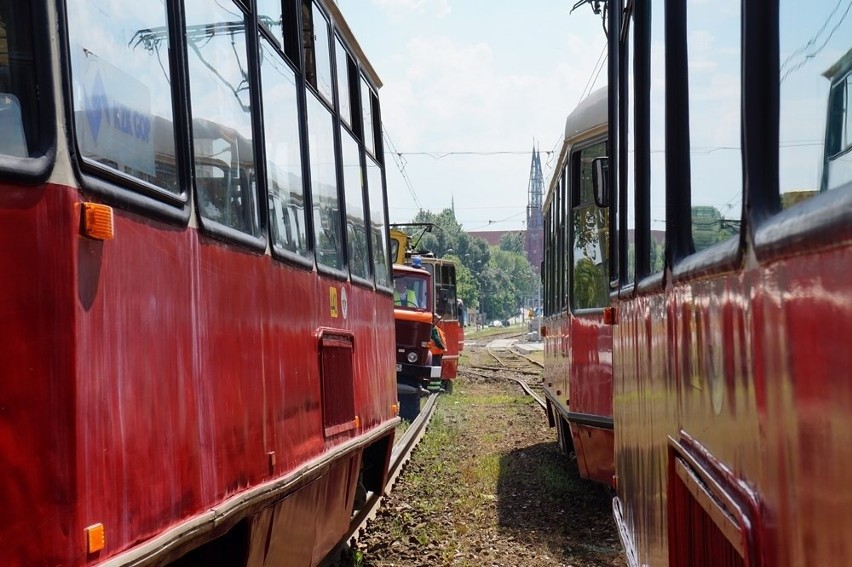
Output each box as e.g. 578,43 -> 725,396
396,364 -> 402,372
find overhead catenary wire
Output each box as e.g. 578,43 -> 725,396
578,42 -> 608,105
383,128 -> 423,210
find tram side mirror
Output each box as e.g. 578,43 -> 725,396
592,157 -> 610,208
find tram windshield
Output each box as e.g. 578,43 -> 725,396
393,273 -> 429,310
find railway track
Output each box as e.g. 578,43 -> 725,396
321,392 -> 441,565
484,347 -> 547,410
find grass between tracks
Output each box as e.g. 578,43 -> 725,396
345,344 -> 623,566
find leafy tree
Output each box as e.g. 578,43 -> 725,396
478,248 -> 536,321
405,208 -> 490,278
444,253 -> 479,309
498,232 -> 525,255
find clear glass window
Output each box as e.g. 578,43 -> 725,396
67,0 -> 178,192
335,37 -> 352,126
260,37 -> 308,258
779,1 -> 851,204
257,0 -> 284,46
366,156 -> 390,286
571,140 -> 610,310
309,3 -> 333,104
558,168 -> 567,310
648,0 -> 666,270
393,273 -> 429,309
824,68 -> 852,191
361,77 -> 375,155
686,0 -> 741,252
625,18 -> 637,283
186,0 -> 259,235
307,92 -> 343,270
341,129 -> 369,279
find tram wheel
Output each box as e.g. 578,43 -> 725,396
441,379 -> 454,394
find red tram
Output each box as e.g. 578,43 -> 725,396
548,1 -> 852,565
541,87 -> 614,486
0,1 -> 397,565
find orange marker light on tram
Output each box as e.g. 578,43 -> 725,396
85,523 -> 105,554
81,203 -> 115,240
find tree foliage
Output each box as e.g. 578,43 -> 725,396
399,208 -> 537,321
498,232 -> 525,254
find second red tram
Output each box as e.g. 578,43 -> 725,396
0,1 -> 397,565
541,87 -> 614,486
550,1 -> 852,565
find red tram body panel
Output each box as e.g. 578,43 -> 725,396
0,1 -> 397,565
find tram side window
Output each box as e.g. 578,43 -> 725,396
0,3 -> 39,159
361,77 -> 377,156
778,2 -> 852,205
186,0 -> 260,236
260,38 -> 309,259
571,140 -> 610,310
544,200 -> 554,316
367,156 -> 391,286
686,0 -> 741,252
624,13 -> 637,283
335,37 -> 353,127
824,72 -> 852,191
559,167 -> 568,311
438,265 -> 458,319
647,0 -> 666,273
341,129 -> 370,280
302,1 -> 333,104
307,93 -> 344,271
257,0 -> 284,47
67,0 -> 179,193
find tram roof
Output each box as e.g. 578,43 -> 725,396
324,1 -> 383,89
564,87 -> 607,142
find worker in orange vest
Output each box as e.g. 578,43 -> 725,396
428,313 -> 447,361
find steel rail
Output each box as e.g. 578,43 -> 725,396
321,392 -> 441,565
486,348 -> 547,410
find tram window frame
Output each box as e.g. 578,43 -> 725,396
185,0 -> 266,248
0,1 -> 55,182
361,76 -> 380,157
616,0 -> 638,295
552,195 -> 558,316
306,89 -> 346,277
334,35 -> 355,128
302,1 -> 334,105
682,0 -> 743,258
259,33 -> 313,268
569,137 -> 611,312
667,0 -> 742,281
754,1 -> 852,261
63,0 -> 191,224
256,0 -> 285,48
340,126 -> 371,284
542,199 -> 552,316
366,154 -> 392,289
824,74 -> 852,192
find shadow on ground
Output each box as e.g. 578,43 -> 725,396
496,440 -> 623,565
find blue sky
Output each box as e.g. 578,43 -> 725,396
338,0 -> 608,232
